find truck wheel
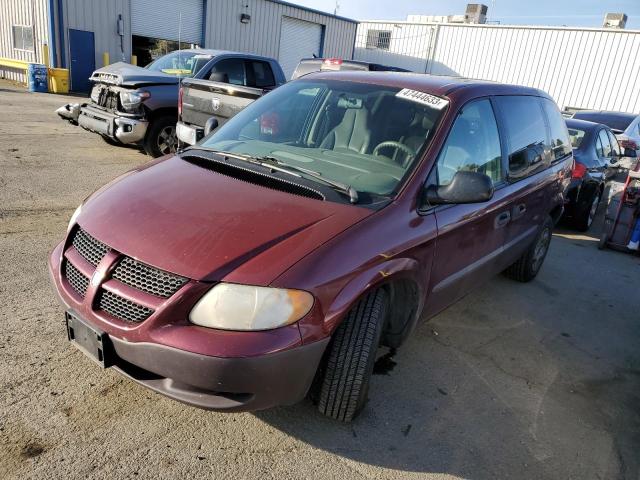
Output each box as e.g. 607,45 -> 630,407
317,289 -> 388,422
144,116 -> 178,157
504,216 -> 553,283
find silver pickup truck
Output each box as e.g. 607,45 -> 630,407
176,54 -> 286,146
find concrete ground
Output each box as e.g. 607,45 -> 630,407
0,82 -> 639,480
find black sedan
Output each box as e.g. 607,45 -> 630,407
563,118 -> 621,231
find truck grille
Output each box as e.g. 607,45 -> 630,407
96,289 -> 153,323
96,87 -> 120,110
72,228 -> 110,266
112,256 -> 187,298
63,261 -> 90,297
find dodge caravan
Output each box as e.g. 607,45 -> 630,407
49,72 -> 572,422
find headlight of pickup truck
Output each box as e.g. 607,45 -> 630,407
120,90 -> 150,111
189,283 -> 314,331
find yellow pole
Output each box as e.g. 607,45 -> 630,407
103,52 -> 110,67
131,55 -> 137,66
42,44 -> 50,67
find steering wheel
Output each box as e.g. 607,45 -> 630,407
372,141 -> 416,168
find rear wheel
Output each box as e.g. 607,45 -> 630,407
574,189 -> 601,232
504,216 -> 553,283
317,289 -> 388,422
143,116 -> 178,157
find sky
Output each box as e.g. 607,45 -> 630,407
290,0 -> 640,30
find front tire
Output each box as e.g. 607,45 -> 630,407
143,116 -> 178,157
504,216 -> 553,283
317,289 -> 388,422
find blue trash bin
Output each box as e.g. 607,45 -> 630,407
27,63 -> 48,93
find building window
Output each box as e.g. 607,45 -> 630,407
366,30 -> 391,50
12,25 -> 34,51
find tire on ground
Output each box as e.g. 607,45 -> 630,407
504,215 -> 554,283
573,189 -> 601,232
317,289 -> 388,422
143,115 -> 178,158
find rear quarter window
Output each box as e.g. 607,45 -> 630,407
541,99 -> 572,161
494,96 -> 549,180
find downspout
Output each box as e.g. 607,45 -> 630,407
426,24 -> 440,74
56,0 -> 66,67
47,0 -> 58,67
201,0 -> 208,46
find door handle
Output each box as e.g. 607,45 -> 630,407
494,211 -> 511,229
512,203 -> 527,220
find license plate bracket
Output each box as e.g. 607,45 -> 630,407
65,311 -> 112,368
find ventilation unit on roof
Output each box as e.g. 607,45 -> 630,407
603,13 -> 627,29
465,4 -> 488,24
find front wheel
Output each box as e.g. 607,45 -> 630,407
504,216 -> 553,283
317,289 -> 388,422
143,116 -> 178,157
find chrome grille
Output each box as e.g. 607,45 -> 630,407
63,261 -> 89,297
112,257 -> 187,298
96,290 -> 153,323
72,228 -> 110,266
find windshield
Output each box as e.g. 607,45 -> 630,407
199,79 -> 447,199
145,51 -> 211,77
568,128 -> 586,148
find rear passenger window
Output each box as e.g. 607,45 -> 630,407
248,61 -> 276,88
598,130 -> 612,158
210,58 -> 246,86
541,99 -> 572,161
607,130 -> 621,157
494,96 -> 548,179
435,99 -> 503,186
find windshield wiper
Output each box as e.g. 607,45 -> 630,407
196,148 -> 359,204
251,155 -> 359,204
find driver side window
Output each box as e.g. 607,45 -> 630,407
435,99 -> 503,186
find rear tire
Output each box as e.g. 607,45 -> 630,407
143,116 -> 178,158
317,289 -> 388,422
504,216 -> 553,283
573,189 -> 601,232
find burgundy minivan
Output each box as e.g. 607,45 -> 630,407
49,72 -> 572,421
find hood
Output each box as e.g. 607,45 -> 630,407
78,156 -> 372,284
90,62 -> 179,87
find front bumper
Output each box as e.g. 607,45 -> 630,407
76,104 -> 148,144
48,240 -> 328,411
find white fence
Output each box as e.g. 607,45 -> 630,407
355,22 -> 640,113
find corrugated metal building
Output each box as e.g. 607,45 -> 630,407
355,21 -> 640,113
0,0 -> 50,83
1,0 -> 356,90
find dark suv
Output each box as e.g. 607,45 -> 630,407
49,72 -> 572,422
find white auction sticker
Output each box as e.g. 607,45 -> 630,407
396,89 -> 449,110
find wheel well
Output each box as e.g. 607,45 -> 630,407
146,107 -> 178,122
380,279 -> 420,349
549,204 -> 563,225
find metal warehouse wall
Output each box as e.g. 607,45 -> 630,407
355,22 -> 640,113
0,0 -> 49,82
205,0 -> 356,66
59,0 -> 132,70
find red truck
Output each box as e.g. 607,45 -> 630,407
49,72 -> 572,422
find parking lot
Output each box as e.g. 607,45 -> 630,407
0,82 -> 639,479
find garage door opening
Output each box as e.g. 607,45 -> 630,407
132,35 -> 200,67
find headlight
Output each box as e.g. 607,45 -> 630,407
189,283 -> 314,331
120,90 -> 150,111
67,204 -> 82,232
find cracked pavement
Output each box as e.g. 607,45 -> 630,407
1,81 -> 639,480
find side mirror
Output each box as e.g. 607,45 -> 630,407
209,72 -> 229,83
423,170 -> 494,206
204,117 -> 219,136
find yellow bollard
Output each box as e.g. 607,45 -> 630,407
131,55 -> 137,66
103,52 -> 110,67
42,44 -> 50,68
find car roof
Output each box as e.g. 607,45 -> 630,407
301,71 -> 549,99
573,110 -> 637,120
184,48 -> 277,62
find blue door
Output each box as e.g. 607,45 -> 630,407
69,29 -> 95,92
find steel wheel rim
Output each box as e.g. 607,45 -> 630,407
587,194 -> 600,227
532,227 -> 551,272
157,126 -> 177,154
